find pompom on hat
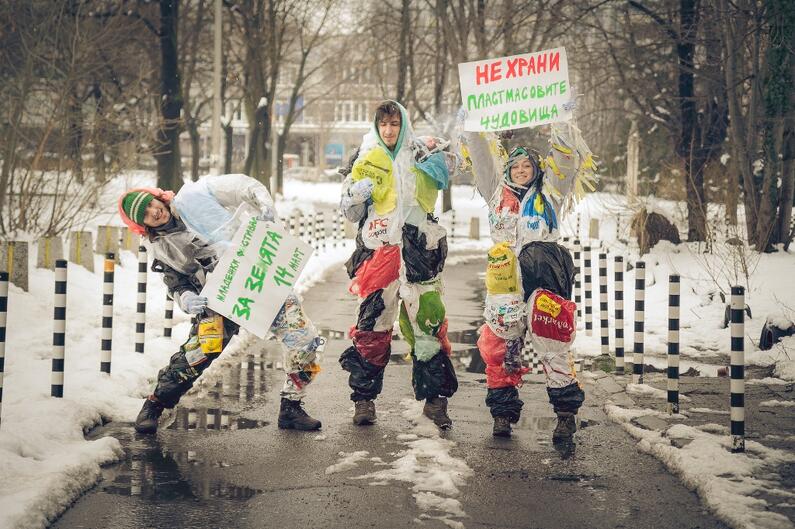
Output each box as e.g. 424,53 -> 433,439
118,187 -> 175,235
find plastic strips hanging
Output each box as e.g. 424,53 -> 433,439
545,123 -> 598,203
483,293 -> 525,339
486,242 -> 520,294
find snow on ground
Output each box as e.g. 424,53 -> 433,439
2,171 -> 795,527
627,383 -> 691,402
606,405 -> 795,529
325,398 -> 473,529
566,193 -> 795,384
0,172 -> 356,529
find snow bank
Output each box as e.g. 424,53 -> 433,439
606,405 -> 795,529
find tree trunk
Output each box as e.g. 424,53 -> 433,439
395,0 -> 410,102
778,129 -> 795,247
187,119 -> 201,181
223,121 -> 234,173
67,89 -> 83,183
244,102 -> 270,190
155,0 -> 183,191
677,0 -> 707,241
276,130 -> 287,195
756,0 -> 793,250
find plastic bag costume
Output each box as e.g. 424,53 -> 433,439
339,101 -> 458,403
119,174 -> 321,408
461,124 -> 597,422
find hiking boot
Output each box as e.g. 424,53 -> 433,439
552,413 -> 577,441
423,396 -> 452,429
352,400 -> 376,426
134,397 -> 164,434
278,398 -> 322,430
492,416 -> 512,437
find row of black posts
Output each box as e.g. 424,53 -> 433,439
563,238 -> 747,453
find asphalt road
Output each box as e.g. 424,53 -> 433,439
52,254 -> 728,529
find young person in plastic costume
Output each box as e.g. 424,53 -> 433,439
338,100 -> 459,428
118,173 -> 323,434
461,115 -> 597,439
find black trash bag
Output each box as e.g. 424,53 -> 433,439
345,230 -> 375,279
356,288 -> 387,331
485,386 -> 524,422
518,241 -> 575,301
153,318 -> 238,408
339,345 -> 386,401
402,223 -> 447,283
411,351 -> 458,400
759,317 -> 795,350
547,382 -> 585,415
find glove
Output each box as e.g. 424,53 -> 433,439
347,178 -> 374,205
180,291 -> 208,315
257,204 -> 276,222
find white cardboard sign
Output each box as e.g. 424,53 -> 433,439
458,47 -> 572,132
202,218 -> 313,338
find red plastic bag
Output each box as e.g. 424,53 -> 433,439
349,245 -> 401,298
528,288 -> 576,344
477,324 -> 529,389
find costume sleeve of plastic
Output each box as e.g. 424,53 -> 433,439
461,131 -> 501,200
205,173 -> 277,220
340,175 -> 368,223
544,123 -> 598,206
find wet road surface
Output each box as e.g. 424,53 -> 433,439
52,255 -> 728,529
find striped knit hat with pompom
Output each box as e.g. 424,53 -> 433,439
121,191 -> 154,225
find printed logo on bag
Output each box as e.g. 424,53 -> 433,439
535,293 -> 561,318
530,289 -> 574,343
367,217 -> 390,240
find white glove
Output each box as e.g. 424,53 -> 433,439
257,204 -> 276,222
180,291 -> 208,315
347,178 -> 374,205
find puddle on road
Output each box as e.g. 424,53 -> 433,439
167,407 -> 269,431
84,423 -> 261,503
101,444 -> 259,501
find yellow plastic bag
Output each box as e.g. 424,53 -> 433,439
413,166 -> 439,213
485,242 -> 519,294
352,147 -> 397,215
198,313 -> 224,354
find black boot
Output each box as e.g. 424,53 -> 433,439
553,412 -> 577,441
135,397 -> 165,434
353,400 -> 376,425
492,416 -> 512,437
423,396 -> 452,429
278,398 -> 322,430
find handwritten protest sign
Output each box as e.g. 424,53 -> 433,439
458,47 -> 572,132
202,218 -> 313,339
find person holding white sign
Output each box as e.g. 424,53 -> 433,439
338,100 -> 459,429
118,173 -> 323,434
460,113 -> 597,439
